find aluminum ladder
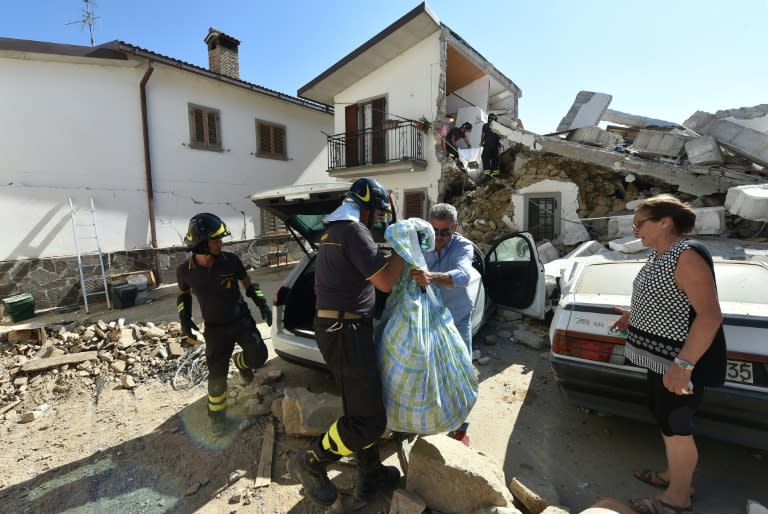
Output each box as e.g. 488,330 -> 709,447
68,197 -> 111,313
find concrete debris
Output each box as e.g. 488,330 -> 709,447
602,109 -> 678,129
607,236 -> 646,254
405,434 -> 516,514
390,488 -> 427,514
556,91 -> 612,132
684,111 -> 768,168
508,477 -> 561,514
278,387 -> 343,436
513,328 -> 547,351
565,126 -> 622,148
0,319 -> 209,409
685,136 -> 724,165
747,499 -> 768,514
725,184 -> 768,221
631,130 -> 688,161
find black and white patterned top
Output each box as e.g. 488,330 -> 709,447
625,239 -> 692,374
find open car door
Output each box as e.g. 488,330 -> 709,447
483,232 -> 547,319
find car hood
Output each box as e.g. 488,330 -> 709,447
249,182 -> 349,248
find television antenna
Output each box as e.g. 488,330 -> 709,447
66,0 -> 100,47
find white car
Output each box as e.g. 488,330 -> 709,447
549,258 -> 768,450
249,182 -> 548,367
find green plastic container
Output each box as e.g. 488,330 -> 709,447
2,293 -> 36,323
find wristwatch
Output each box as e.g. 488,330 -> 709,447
674,356 -> 695,371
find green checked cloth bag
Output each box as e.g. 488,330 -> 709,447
375,218 -> 478,434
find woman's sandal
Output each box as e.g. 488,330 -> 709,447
633,470 -> 695,497
633,469 -> 669,488
629,497 -> 694,514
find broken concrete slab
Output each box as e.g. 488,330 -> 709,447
602,109 -> 678,129
608,236 -> 645,254
405,435 -> 516,514
685,135 -> 724,165
536,242 -> 561,264
565,126 -> 622,148
279,387 -> 343,436
20,350 -> 98,372
631,129 -> 688,159
684,111 -> 768,167
508,477 -> 560,514
493,123 -> 756,197
725,184 -> 768,221
390,489 -> 427,514
556,91 -> 612,132
715,104 -> 768,133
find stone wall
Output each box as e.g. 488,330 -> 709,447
1,235 -> 301,313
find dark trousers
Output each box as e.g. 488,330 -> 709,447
482,150 -> 499,171
314,316 -> 387,454
204,315 -> 268,416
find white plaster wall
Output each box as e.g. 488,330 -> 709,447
511,180 -> 590,245
446,75 -> 490,117
0,56 -> 332,260
0,57 -> 147,260
145,65 -> 332,246
333,31 -> 444,219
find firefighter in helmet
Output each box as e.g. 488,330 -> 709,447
287,178 -> 405,507
176,212 -> 272,435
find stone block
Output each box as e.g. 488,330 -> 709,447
631,130 -> 687,158
405,435 -> 513,514
508,477 -> 561,514
684,111 -> 768,167
513,327 -> 547,350
685,136 -> 724,165
607,236 -> 645,254
565,126 -> 622,148
279,387 -> 343,436
389,488 -> 427,514
556,91 -> 612,132
725,184 -> 768,221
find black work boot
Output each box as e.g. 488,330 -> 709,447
287,438 -> 340,506
354,445 -> 401,501
209,410 -> 229,437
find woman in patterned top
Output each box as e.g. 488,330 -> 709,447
610,195 -> 726,514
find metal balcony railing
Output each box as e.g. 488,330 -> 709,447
327,120 -> 425,171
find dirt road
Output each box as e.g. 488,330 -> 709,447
1,264 -> 766,513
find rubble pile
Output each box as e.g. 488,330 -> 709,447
0,319 -> 196,417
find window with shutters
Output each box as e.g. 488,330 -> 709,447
256,120 -> 287,159
524,193 -> 560,242
404,190 -> 425,219
260,209 -> 287,235
188,104 -> 222,151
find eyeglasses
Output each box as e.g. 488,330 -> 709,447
632,217 -> 656,232
433,228 -> 454,237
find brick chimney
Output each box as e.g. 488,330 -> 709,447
204,28 -> 240,79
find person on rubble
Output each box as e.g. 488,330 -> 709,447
481,113 -> 502,174
287,177 -> 405,508
410,202 -> 476,445
445,121 -> 473,160
176,212 -> 272,436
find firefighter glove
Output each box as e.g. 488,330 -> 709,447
246,283 -> 272,326
177,293 -> 199,339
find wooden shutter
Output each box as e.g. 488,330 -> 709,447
371,97 -> 386,163
193,109 -> 205,144
207,111 -> 219,146
404,191 -> 424,219
345,104 -> 359,167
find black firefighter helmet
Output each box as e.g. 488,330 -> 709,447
184,212 -> 231,254
344,177 -> 391,213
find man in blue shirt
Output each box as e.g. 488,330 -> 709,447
410,203 -> 476,354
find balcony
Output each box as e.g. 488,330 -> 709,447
327,120 -> 428,177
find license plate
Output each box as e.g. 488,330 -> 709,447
726,360 -> 754,384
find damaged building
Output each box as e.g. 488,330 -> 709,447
441,92 -> 768,253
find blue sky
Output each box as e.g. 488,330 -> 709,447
2,0 -> 766,134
